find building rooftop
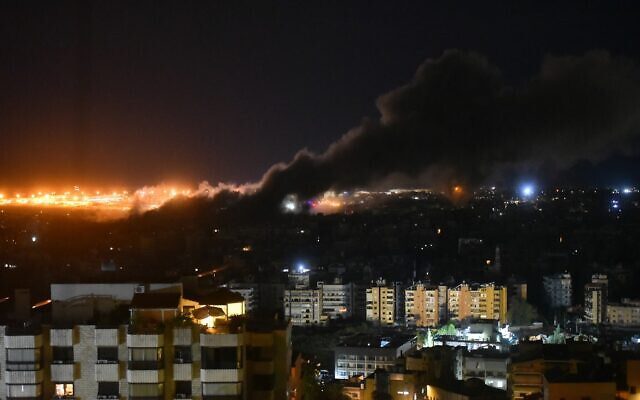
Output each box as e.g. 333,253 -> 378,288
427,377 -> 507,398
130,293 -> 181,309
192,288 -> 245,305
337,333 -> 414,349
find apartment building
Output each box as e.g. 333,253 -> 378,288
283,288 -> 324,326
447,283 -> 507,324
584,274 -> 608,325
0,284 -> 292,400
317,281 -> 355,320
366,281 -> 396,326
542,273 -> 572,309
607,299 -> 640,326
334,334 -> 414,380
404,283 -> 439,327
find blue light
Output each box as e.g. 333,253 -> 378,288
520,184 -> 535,198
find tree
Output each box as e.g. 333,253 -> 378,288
507,296 -> 539,325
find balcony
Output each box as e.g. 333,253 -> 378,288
51,362 -> 75,381
6,382 -> 42,398
95,362 -> 120,381
128,360 -> 164,370
200,368 -> 243,382
200,332 -> 243,347
202,382 -> 242,396
4,326 -> 43,349
5,369 -> 44,384
50,328 -> 74,346
127,369 -> 165,383
127,333 -> 164,348
95,328 -> 120,346
173,363 -> 193,380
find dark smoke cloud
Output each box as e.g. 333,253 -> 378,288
249,50 -> 640,207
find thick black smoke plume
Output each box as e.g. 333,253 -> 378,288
244,50 -> 640,209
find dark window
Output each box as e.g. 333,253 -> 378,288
201,347 -> 241,369
175,381 -> 192,397
98,382 -> 119,396
174,346 -> 192,363
97,347 -> 118,363
52,346 -> 74,364
252,374 -> 275,391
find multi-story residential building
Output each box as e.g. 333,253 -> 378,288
508,342 -> 590,400
607,299 -> 640,326
447,283 -> 507,324
317,281 -> 355,320
583,275 -> 607,325
542,273 -> 572,308
283,288 -> 325,326
437,285 -> 448,323
506,276 -> 528,301
455,349 -> 509,390
334,334 -> 415,380
225,285 -> 257,313
366,280 -> 396,326
405,283 -> 439,327
0,284 -> 292,400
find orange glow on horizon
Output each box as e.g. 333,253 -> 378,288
0,185 -> 195,215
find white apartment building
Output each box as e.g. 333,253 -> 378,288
283,288 -> 325,325
607,299 -> 640,326
317,281 -> 355,320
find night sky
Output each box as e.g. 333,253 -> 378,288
1,1 -> 640,191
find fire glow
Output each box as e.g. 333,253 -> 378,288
0,186 -> 193,214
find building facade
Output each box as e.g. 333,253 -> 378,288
447,283 -> 507,324
405,283 -> 439,327
0,322 -> 290,400
607,299 -> 640,326
542,273 -> 572,309
366,283 -> 396,326
283,288 -> 324,326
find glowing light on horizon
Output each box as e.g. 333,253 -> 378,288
0,184 -> 198,216
520,183 -> 535,198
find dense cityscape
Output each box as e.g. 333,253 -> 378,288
1,186 -> 640,399
2,2 -> 640,400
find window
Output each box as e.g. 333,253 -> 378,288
128,348 -> 163,370
201,347 -> 241,369
129,347 -> 162,361
55,383 -> 74,397
6,348 -> 41,370
175,381 -> 192,397
98,382 -> 119,397
52,347 -> 74,363
174,346 -> 192,363
97,347 -> 118,363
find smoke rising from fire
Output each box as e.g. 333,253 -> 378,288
239,50 -> 640,210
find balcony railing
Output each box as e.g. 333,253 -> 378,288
128,360 -> 164,370
51,363 -> 75,381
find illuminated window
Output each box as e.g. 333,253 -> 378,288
55,383 -> 73,397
